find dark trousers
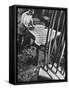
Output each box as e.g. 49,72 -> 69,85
22,30 -> 35,49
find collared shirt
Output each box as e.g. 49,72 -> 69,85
21,11 -> 33,27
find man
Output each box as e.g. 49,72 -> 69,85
20,9 -> 35,49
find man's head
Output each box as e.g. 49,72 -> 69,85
28,9 -> 34,15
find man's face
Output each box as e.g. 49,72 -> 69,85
29,10 -> 34,15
